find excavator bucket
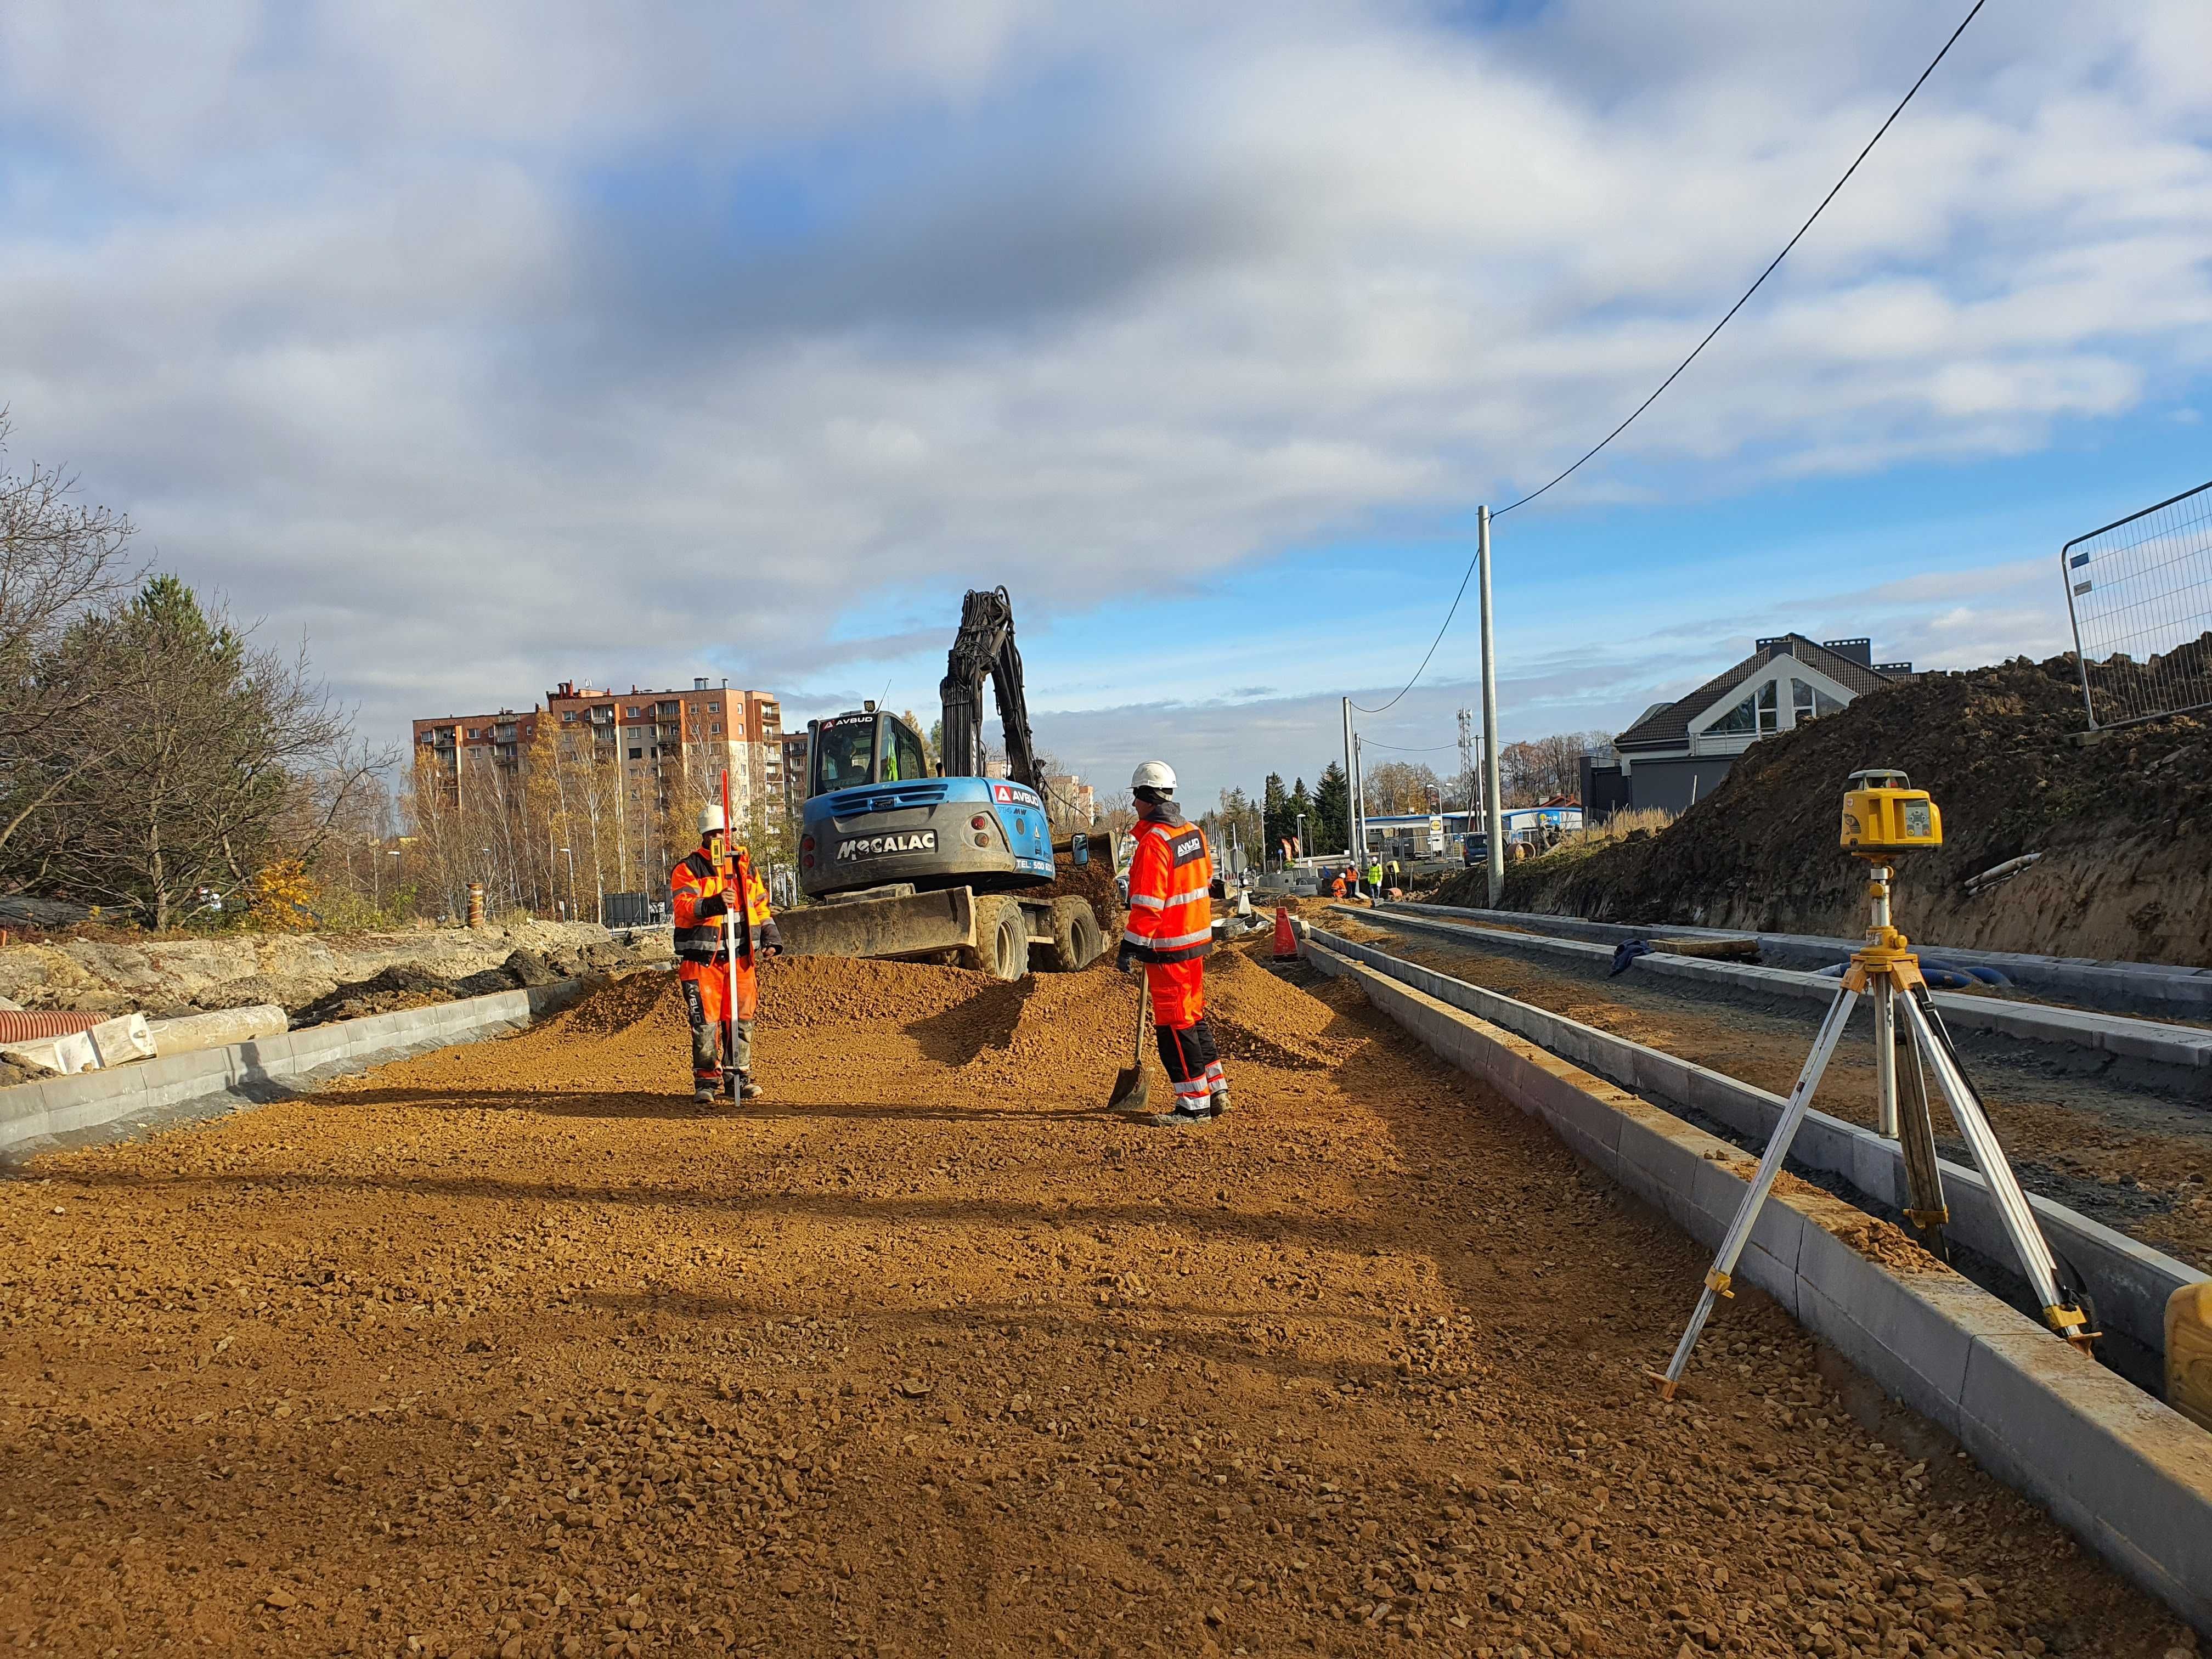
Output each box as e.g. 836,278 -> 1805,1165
1106,981 -> 1152,1115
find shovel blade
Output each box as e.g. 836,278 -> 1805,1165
1106,1064 -> 1150,1114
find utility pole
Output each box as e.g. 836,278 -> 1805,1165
1339,697 -> 1356,863
1479,505 -> 1505,907
1352,731 -> 1368,872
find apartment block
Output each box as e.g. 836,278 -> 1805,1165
541,679 -> 782,822
410,708 -> 541,795
412,679 -> 785,882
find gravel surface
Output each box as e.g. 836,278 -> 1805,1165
0,949 -> 2190,1657
1324,910 -> 2212,1276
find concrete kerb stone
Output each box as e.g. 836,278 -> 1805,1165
1310,923 -> 2203,1370
0,978 -> 591,1158
1389,899 -> 2212,1021
1365,903 -> 2212,1071
1300,928 -> 2212,1635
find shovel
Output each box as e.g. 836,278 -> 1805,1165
1106,979 -> 1153,1115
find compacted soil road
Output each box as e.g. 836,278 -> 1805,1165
0,947 -> 2191,1658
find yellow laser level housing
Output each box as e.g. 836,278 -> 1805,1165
1841,768 -> 1942,856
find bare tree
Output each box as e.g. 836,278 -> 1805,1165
0,412 -> 143,855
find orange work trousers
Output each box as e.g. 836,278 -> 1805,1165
1144,957 -> 1206,1031
681,961 -> 758,1081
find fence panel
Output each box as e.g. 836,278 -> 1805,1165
2061,478 -> 2212,729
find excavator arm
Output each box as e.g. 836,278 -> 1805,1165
937,586 -> 1041,789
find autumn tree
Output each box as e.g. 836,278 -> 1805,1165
27,578 -> 376,928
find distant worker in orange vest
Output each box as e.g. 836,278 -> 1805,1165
670,804 -> 782,1104
1115,760 -> 1228,1128
1330,871 -> 1347,900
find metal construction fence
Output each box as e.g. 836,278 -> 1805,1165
2061,477 -> 2212,729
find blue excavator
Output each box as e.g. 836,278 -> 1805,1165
775,588 -> 1108,979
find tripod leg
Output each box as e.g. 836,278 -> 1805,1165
1892,1021 -> 1949,1260
1657,985 -> 1859,1396
1872,979 -> 1898,1139
1899,990 -> 2092,1347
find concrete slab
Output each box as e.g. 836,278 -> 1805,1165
1387,900 -> 2212,1020
1365,904 -> 2212,1068
0,978 -> 590,1159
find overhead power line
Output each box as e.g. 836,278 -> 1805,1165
1349,0 -> 1985,718
1358,738 -> 1460,754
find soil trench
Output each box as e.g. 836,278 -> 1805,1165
0,947 -> 2191,1658
1322,910 -> 2212,1274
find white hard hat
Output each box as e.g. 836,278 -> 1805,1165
697,803 -> 726,837
1131,760 -> 1176,794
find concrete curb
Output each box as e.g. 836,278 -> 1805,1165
1367,903 -> 2212,1073
1299,930 -> 2212,1634
1393,899 -> 2212,1022
1312,923 -> 2205,1376
0,979 -> 590,1158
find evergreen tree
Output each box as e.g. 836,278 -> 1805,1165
1260,771 -> 1287,852
1312,763 -> 1348,856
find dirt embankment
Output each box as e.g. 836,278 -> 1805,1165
0,944 -> 2186,1656
0,922 -> 657,1025
1442,653 -> 2212,964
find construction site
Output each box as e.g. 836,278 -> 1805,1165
8,8 -> 2212,1658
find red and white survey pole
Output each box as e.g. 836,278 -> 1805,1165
719,768 -> 753,1090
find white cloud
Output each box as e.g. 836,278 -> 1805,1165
0,0 -> 2207,803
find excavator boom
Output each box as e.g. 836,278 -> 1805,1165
937,586 -> 1040,789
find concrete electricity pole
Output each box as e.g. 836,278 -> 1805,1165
1479,505 -> 1505,906
1339,697 -> 1356,863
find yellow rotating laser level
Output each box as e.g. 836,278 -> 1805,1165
1841,768 -> 1941,857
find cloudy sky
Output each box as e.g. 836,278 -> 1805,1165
3,1 -> 2209,804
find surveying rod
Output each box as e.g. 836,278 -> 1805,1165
719,768 -> 745,1088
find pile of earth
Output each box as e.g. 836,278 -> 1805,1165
288,943 -> 637,1028
1438,651 -> 2212,964
0,921 -> 653,1023
1029,836 -> 1125,933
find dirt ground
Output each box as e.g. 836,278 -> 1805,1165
1317,912 -> 2212,1276
1442,653 -> 2212,967
0,949 -> 2194,1658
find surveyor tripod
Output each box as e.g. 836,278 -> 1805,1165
1655,860 -> 2095,1398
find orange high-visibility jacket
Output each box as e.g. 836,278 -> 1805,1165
670,848 -> 778,978
1121,816 -> 1214,966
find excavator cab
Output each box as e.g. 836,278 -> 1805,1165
808,706 -> 932,797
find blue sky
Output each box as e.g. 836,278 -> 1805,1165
1,1 -> 2207,806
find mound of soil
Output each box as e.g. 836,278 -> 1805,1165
1449,653 -> 2212,963
1031,838 -> 1125,933
290,949 -> 608,1028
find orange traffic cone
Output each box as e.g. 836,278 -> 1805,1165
1272,905 -> 1297,960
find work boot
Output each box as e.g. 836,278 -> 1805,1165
736,1071 -> 764,1102
1147,1102 -> 1215,1130
693,1080 -> 720,1105
1208,1087 -> 1231,1118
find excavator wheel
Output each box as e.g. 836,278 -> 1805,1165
960,896 -> 1031,980
1045,896 -> 1104,971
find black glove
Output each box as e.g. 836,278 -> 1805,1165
758,944 -> 782,959
1115,944 -> 1139,974
695,894 -> 727,919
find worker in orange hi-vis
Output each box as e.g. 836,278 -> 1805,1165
669,805 -> 782,1104
1115,760 -> 1227,1128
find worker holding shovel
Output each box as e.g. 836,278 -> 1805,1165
670,801 -> 781,1104
1112,760 -> 1228,1128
